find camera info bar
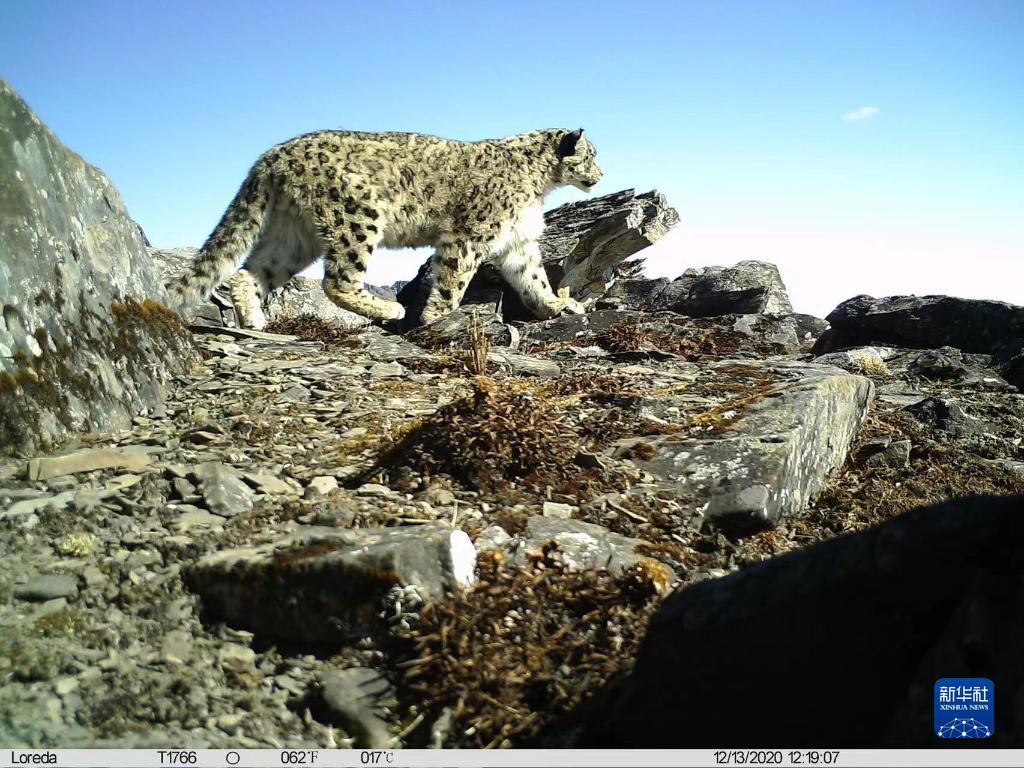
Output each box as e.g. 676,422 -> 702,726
4,750 -> 1023,767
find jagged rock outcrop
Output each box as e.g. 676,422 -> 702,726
397,188 -> 680,323
606,260 -> 794,317
538,188 -> 680,300
574,494 -> 1024,747
0,80 -> 196,455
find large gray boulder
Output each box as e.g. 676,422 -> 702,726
660,260 -> 794,317
574,494 -> 1024,746
0,80 -> 196,455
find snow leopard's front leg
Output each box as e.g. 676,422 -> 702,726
495,239 -> 585,319
420,240 -> 486,325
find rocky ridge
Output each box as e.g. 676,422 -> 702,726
2,82 -> 1024,748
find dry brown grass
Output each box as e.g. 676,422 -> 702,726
373,378 -> 579,491
264,314 -> 363,348
464,314 -> 490,376
395,547 -> 661,748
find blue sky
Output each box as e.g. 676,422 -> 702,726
3,0 -> 1022,316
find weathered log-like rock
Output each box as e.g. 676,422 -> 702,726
814,294 -> 1024,362
0,79 -> 196,455
575,494 -> 1024,746
397,188 -> 679,324
622,359 -> 873,535
185,524 -> 476,647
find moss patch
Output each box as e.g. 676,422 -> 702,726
0,298 -> 194,456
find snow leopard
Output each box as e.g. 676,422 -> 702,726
165,128 -> 603,328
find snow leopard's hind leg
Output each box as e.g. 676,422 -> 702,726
420,240 -> 487,325
230,199 -> 321,329
311,200 -> 405,321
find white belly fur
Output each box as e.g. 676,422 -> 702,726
490,204 -> 544,259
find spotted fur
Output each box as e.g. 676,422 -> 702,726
165,128 -> 603,328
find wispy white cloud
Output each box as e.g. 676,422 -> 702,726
842,106 -> 880,122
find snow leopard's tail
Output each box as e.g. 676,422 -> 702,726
164,168 -> 270,316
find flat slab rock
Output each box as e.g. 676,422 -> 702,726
185,524 -> 476,647
621,359 -> 873,535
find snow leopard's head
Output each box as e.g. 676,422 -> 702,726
555,128 -> 603,192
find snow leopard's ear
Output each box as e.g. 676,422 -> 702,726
556,128 -> 585,158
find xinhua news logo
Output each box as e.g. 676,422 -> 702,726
934,678 -> 994,739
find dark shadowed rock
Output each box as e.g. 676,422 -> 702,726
904,396 -> 990,436
1003,353 -> 1024,391
572,494 -> 1024,747
0,80 -> 196,455
855,437 -> 912,468
599,277 -> 671,311
814,294 -> 1024,362
316,668 -> 394,748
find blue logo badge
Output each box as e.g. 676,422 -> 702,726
934,678 -> 994,738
